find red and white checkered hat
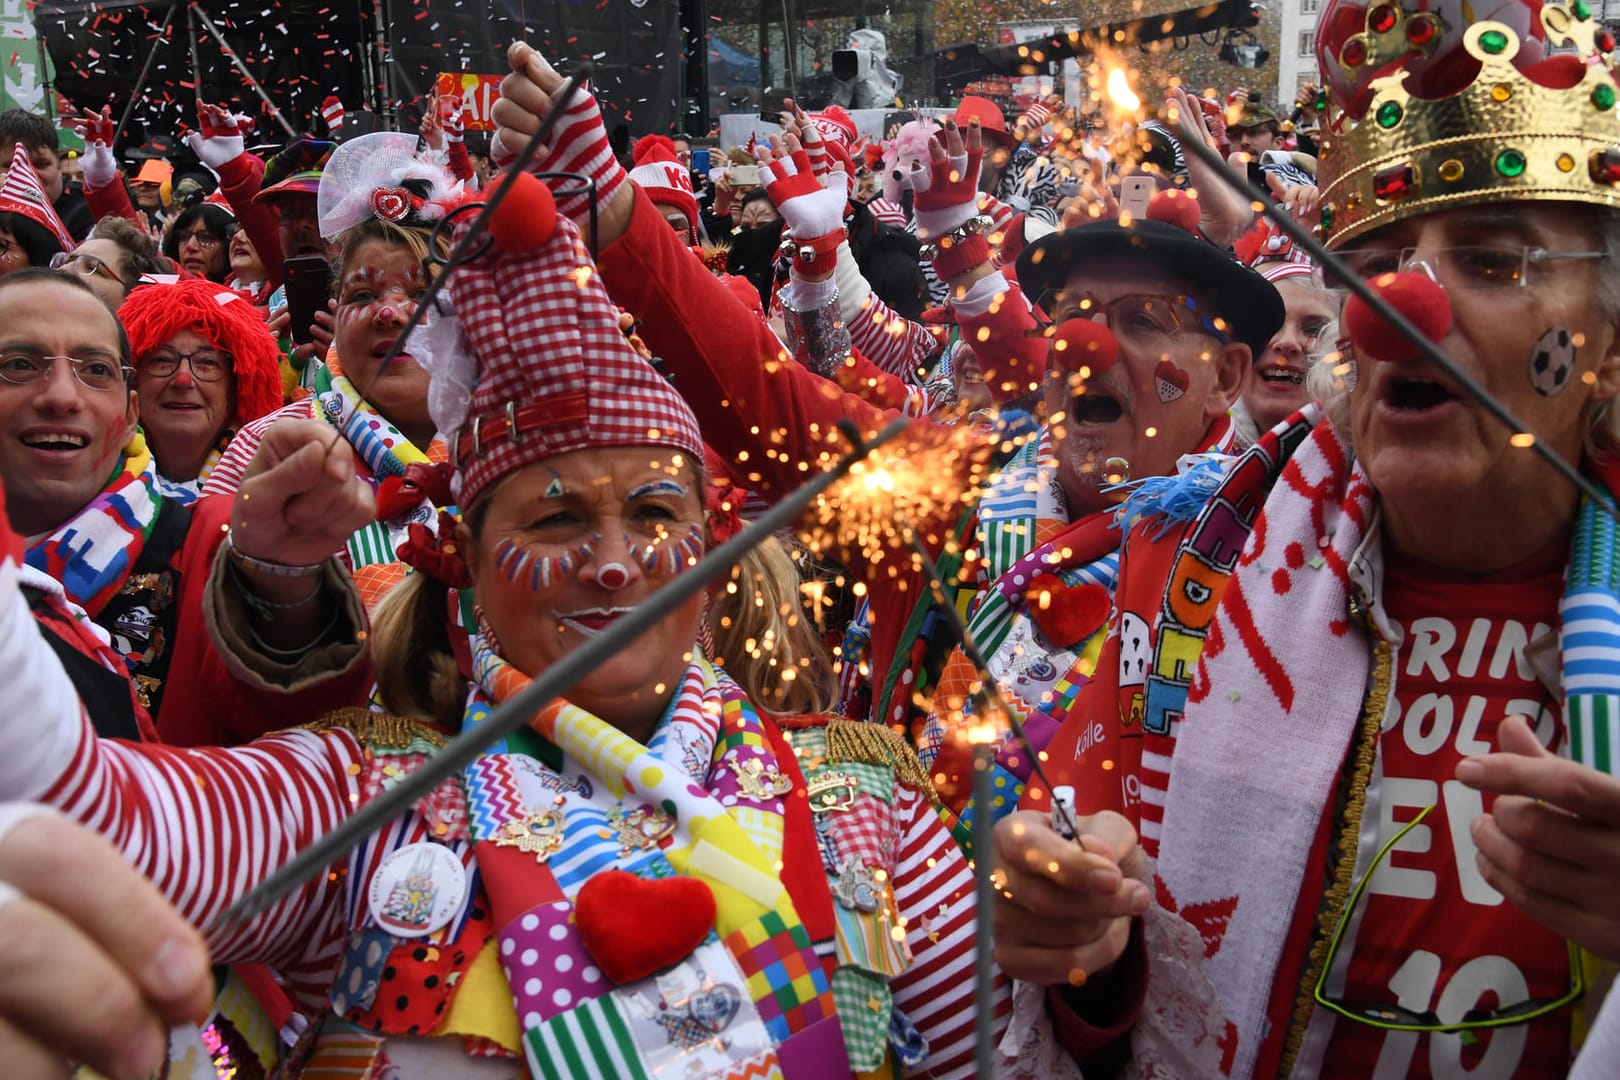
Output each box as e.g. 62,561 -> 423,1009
449,182 -> 703,508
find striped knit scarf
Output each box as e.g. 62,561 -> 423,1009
1140,418 -> 1620,1077
461,637 -> 843,1079
25,434 -> 162,617
153,428 -> 236,506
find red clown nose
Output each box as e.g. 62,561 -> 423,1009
1343,270 -> 1451,362
1050,317 -> 1121,375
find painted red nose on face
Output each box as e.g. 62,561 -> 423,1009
1050,316 -> 1121,375
1343,270 -> 1451,361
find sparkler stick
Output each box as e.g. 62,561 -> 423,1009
1170,117 -> 1620,522
826,410 -> 1076,1072
216,415 -> 910,930
368,64 -> 592,383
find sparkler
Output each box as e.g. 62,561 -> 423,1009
819,414 -> 1077,1074
1168,108 -> 1620,523
217,416 -> 909,929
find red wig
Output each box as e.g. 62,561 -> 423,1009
118,279 -> 283,428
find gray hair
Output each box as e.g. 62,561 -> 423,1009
1306,205 -> 1620,456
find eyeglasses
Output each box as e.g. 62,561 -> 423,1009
51,251 -> 125,285
173,229 -> 222,251
1336,245 -> 1606,290
1313,805 -> 1584,1033
140,347 -> 230,382
1048,292 -> 1231,348
0,351 -> 129,392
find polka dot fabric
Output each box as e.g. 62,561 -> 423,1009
497,900 -> 610,1028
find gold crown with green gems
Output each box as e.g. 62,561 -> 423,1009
1316,4 -> 1620,249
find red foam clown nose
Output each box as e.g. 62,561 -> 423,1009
488,169 -> 558,253
1343,270 -> 1451,362
1050,317 -> 1121,375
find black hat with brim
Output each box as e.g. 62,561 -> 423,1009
1014,218 -> 1286,357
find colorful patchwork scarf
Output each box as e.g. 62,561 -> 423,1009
153,428 -> 236,506
310,355 -> 449,605
460,635 -> 845,1079
25,434 -> 162,617
1135,415 -> 1620,1077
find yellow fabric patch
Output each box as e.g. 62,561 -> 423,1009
440,936 -> 522,1052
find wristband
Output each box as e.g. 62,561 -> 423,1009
785,231 -> 842,278
225,533 -> 326,578
932,231 -> 991,282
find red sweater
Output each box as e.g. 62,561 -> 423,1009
597,187 -> 1046,728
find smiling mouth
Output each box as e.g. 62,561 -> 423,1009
553,606 -> 636,637
1070,391 -> 1125,426
1257,364 -> 1305,386
21,432 -> 87,451
1384,375 -> 1458,412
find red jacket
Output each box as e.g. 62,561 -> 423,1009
598,186 -> 1046,730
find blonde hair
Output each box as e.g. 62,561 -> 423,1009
709,536 -> 837,717
370,572 -> 467,730
336,217 -> 447,281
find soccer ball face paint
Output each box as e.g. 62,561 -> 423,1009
1530,326 -> 1577,397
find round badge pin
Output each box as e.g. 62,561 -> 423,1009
367,842 -> 468,938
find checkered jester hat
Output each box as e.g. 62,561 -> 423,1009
446,173 -> 703,507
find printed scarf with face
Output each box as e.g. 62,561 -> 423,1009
311,352 -> 450,608
25,432 -> 162,617
460,634 -> 846,1080
921,417 -> 1238,788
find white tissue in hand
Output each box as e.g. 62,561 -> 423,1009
407,294 -> 478,439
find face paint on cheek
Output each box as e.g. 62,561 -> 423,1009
628,524 -> 705,576
1529,326 -> 1577,397
493,533 -> 602,591
1152,359 -> 1190,403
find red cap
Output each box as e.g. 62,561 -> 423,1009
953,96 -> 1015,148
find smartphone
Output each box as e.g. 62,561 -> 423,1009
691,148 -> 711,175
1118,174 -> 1155,221
282,256 -> 332,348
727,164 -> 759,187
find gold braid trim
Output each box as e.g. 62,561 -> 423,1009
1277,633 -> 1391,1077
301,707 -> 450,751
824,718 -> 940,806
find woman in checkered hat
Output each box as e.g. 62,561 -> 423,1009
202,131 -> 465,612
0,123 -> 990,1079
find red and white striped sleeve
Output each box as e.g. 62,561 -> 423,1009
204,400 -> 311,498
36,718 -> 361,973
830,241 -> 942,382
887,784 -> 1011,1079
0,475 -> 357,984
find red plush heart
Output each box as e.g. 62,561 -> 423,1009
373,475 -> 418,521
573,870 -> 716,985
1025,574 -> 1111,647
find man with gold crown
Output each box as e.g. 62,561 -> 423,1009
992,1 -> 1620,1076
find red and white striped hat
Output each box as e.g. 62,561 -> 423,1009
447,177 -> 703,508
627,135 -> 697,236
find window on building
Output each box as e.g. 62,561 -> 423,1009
1299,30 -> 1315,55
1301,0 -> 1319,13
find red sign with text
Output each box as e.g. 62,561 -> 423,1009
435,73 -> 503,131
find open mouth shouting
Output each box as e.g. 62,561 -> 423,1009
1381,372 -> 1459,414
1070,389 -> 1126,426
